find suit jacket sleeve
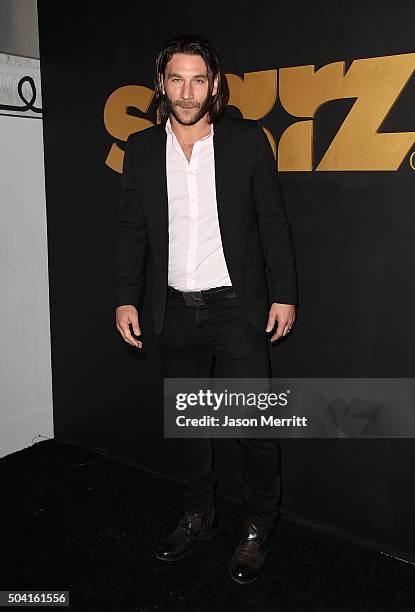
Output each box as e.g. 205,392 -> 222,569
252,122 -> 298,305
115,135 -> 148,308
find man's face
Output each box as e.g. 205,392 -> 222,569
162,53 -> 218,126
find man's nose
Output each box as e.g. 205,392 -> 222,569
180,81 -> 193,99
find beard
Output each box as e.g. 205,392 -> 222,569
165,93 -> 213,126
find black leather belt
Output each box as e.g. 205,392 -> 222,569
167,285 -> 237,306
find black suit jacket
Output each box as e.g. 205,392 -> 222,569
115,116 -> 298,335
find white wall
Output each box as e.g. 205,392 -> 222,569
0,49 -> 53,456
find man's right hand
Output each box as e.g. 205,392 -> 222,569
116,305 -> 143,348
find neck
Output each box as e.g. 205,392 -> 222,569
169,114 -> 212,143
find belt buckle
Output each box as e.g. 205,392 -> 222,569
183,291 -> 205,306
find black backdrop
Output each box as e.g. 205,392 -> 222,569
37,1 -> 415,560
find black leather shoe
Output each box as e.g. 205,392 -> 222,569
154,508 -> 219,562
229,519 -> 274,584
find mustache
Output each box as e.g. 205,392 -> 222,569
173,101 -> 201,109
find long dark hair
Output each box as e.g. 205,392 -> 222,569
154,33 -> 229,124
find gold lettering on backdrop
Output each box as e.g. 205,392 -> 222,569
227,70 -> 277,160
106,72 -> 277,172
227,70 -> 277,119
278,53 -> 415,171
104,85 -> 154,171
105,54 -> 415,172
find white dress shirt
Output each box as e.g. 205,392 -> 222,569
165,117 -> 233,292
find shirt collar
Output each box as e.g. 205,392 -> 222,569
165,117 -> 214,140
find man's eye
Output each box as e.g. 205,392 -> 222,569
195,80 -> 205,84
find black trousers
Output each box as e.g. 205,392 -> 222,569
155,287 -> 281,532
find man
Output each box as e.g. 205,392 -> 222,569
115,33 -> 298,584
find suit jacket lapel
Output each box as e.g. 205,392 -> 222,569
213,118 -> 227,203
213,117 -> 231,220
149,123 -> 169,272
151,122 -> 168,230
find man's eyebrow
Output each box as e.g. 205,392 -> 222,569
167,72 -> 208,78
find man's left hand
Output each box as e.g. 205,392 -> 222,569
266,303 -> 296,342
